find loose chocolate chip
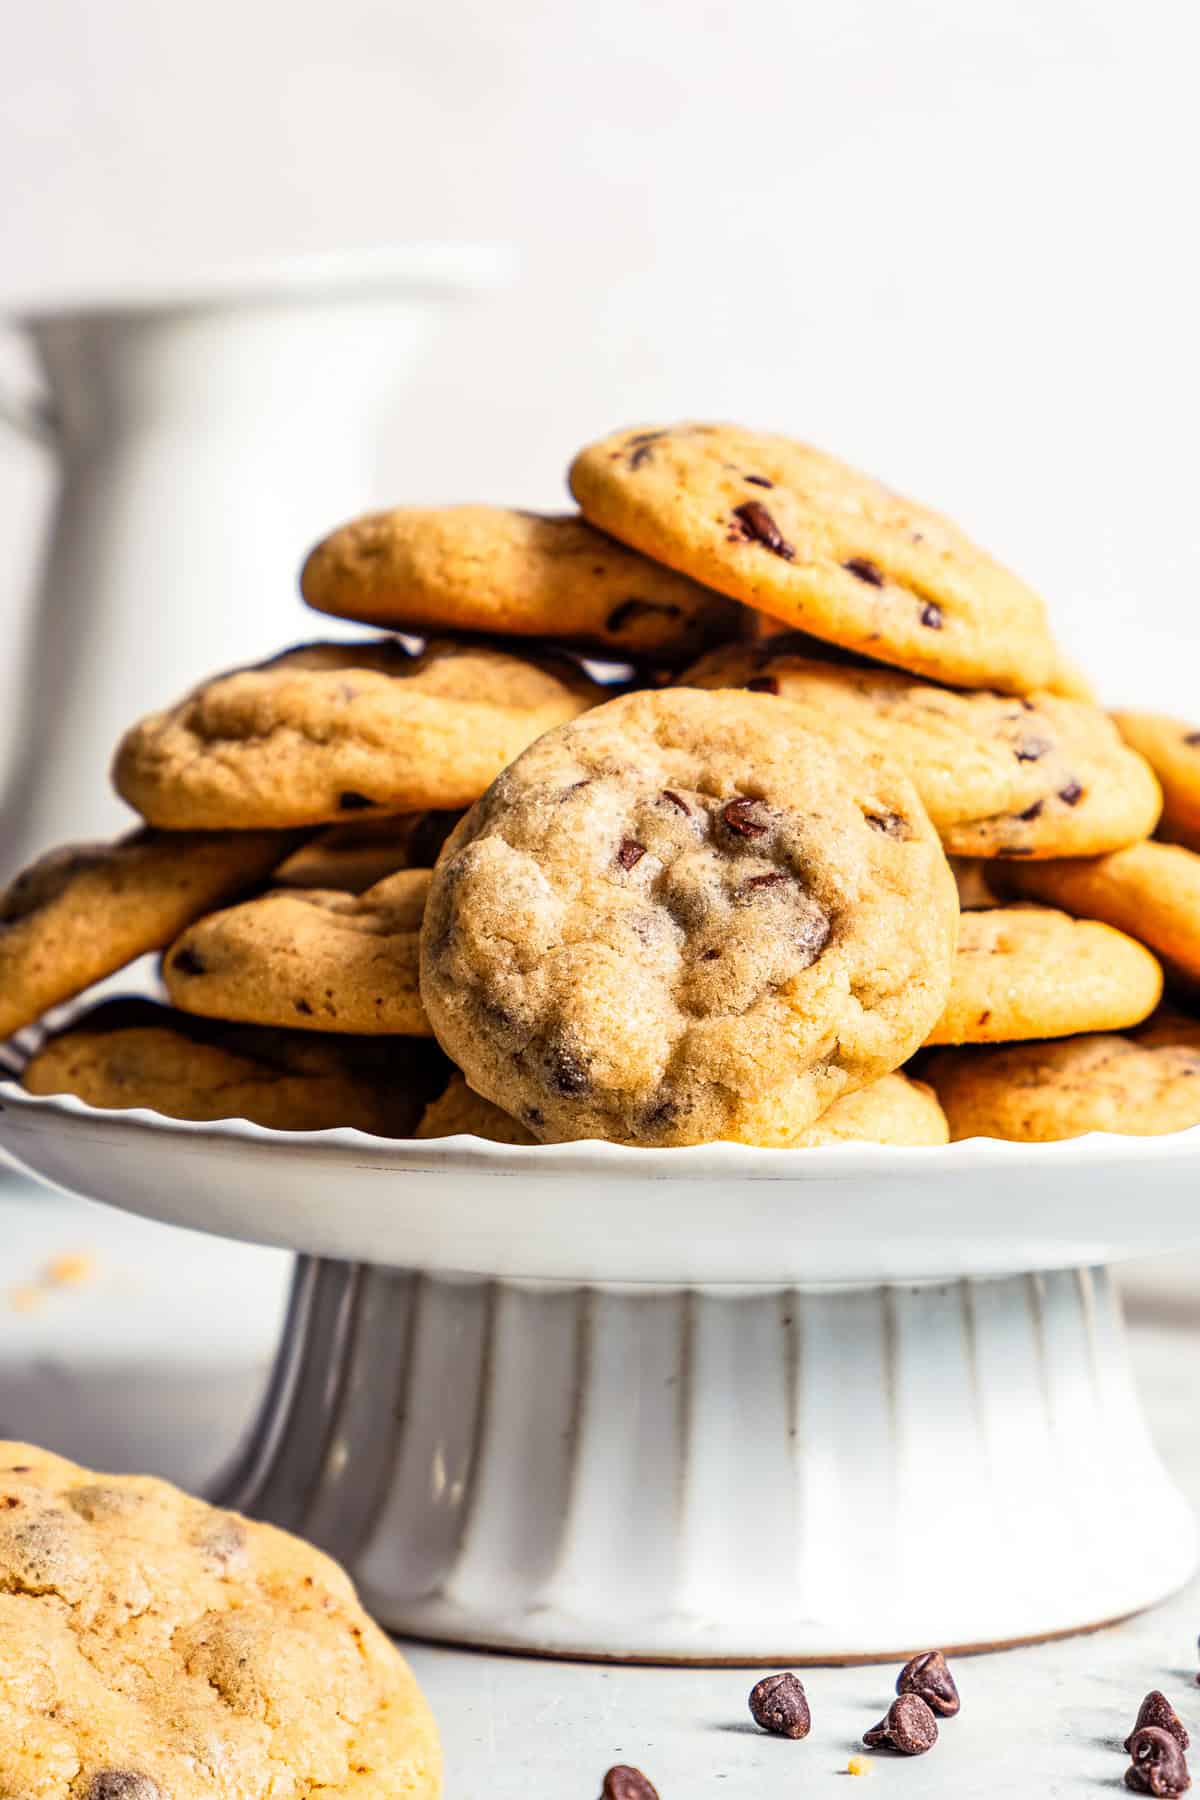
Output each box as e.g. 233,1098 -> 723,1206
1015,736 -> 1052,763
171,947 -> 207,977
742,871 -> 791,893
896,1650 -> 960,1718
744,473 -> 774,488
749,1670 -> 812,1739
1126,1726 -> 1191,1796
86,1776 -> 163,1800
730,501 -> 796,561
920,601 -> 945,630
616,838 -> 646,870
546,1044 -> 590,1096
843,556 -> 885,588
723,797 -> 769,838
746,675 -> 780,694
338,791 -> 376,811
294,998 -> 314,1016
606,598 -> 681,634
1185,733 -> 1200,748
1058,780 -> 1084,806
1127,1694 -> 1190,1754
661,788 -> 692,815
864,809 -> 913,839
1017,800 -> 1044,821
863,1694 -> 939,1755
601,1768 -> 659,1800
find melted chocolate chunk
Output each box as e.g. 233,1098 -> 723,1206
1058,780 -> 1084,806
294,998 -> 314,1016
85,1776 -> 163,1800
626,430 -> 665,470
1015,737 -> 1052,763
843,556 -> 885,588
606,598 -> 682,634
1017,800 -> 1044,821
746,675 -> 780,694
616,838 -> 646,870
730,501 -> 795,561
742,871 -> 791,893
920,601 -> 945,630
744,473 -> 774,489
660,789 -> 692,815
546,1044 -> 590,1096
170,947 -> 207,977
338,791 -> 376,811
996,845 -> 1035,857
749,1670 -> 812,1739
863,809 -> 913,839
722,798 -> 769,838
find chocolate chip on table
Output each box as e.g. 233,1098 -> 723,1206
863,1693 -> 939,1755
1126,1693 -> 1190,1753
745,675 -> 780,694
170,947 -> 207,977
338,790 -> 376,811
723,798 -> 769,838
730,501 -> 795,561
920,601 -> 945,630
896,1649 -> 961,1717
843,556 -> 885,588
601,1766 -> 659,1800
748,1670 -> 812,1739
616,838 -> 647,870
1058,780 -> 1085,806
1125,1726 -> 1191,1796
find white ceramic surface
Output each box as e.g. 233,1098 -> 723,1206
0,245 -> 509,874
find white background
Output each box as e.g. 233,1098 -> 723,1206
1,0 -> 1198,760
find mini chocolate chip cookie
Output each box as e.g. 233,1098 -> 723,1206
19,997 -> 443,1135
274,810 -> 463,892
680,642 -> 1162,858
924,1012 -> 1200,1142
0,1440 -> 441,1799
419,687 -> 958,1146
301,506 -> 746,661
570,424 -> 1058,693
0,829 -> 297,1041
926,904 -> 1163,1045
164,870 -> 431,1035
995,841 -> 1200,988
113,638 -> 603,830
1112,710 -> 1200,852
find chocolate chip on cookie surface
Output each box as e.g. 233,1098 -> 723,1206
0,829 -> 297,1042
570,423 -> 1059,694
681,642 -> 1162,858
113,638 -> 603,830
164,869 -> 432,1035
301,506 -> 746,661
0,1441 -> 441,1799
419,687 -> 957,1146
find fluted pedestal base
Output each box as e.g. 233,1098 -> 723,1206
218,1260 -> 1196,1661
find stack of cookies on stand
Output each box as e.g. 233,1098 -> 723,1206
4,422 -> 1200,1148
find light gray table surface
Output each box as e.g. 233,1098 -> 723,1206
2,1172 -> 1198,1797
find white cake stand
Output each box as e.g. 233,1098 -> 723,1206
3,1015 -> 1199,1664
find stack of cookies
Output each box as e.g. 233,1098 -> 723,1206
4,421 -> 1200,1147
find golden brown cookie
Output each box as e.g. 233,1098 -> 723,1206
680,642 -> 1162,858
1112,710 -> 1200,852
0,1440 -> 441,1800
301,506 -> 746,662
925,905 -> 1162,1045
274,811 -> 462,892
20,997 -> 443,1136
994,841 -> 1200,987
923,1022 -> 1200,1142
113,638 -> 603,830
569,423 -> 1058,693
795,1073 -> 948,1146
420,686 -> 958,1147
0,829 -> 296,1042
164,871 -> 431,1035
415,1072 -> 538,1143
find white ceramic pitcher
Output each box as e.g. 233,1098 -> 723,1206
0,246 -> 509,876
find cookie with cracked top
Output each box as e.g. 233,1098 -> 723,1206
164,870 -> 432,1035
0,828 -> 297,1042
924,1009 -> 1200,1142
301,506 -> 746,662
19,997 -> 443,1136
680,641 -> 1162,858
113,638 -> 603,830
569,423 -> 1058,694
1112,710 -> 1200,852
419,687 -> 957,1146
0,1440 -> 441,1799
926,904 -> 1162,1045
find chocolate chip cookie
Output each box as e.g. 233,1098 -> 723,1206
570,424 -> 1058,693
113,638 -> 602,830
419,687 -> 958,1146
0,1441 -> 441,1799
924,1012 -> 1200,1142
680,641 -> 1162,857
19,997 -> 443,1135
164,870 -> 432,1035
273,810 -> 462,892
1112,710 -> 1200,852
0,830 -> 296,1042
415,1071 -> 538,1142
926,904 -> 1163,1045
301,506 -> 745,661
